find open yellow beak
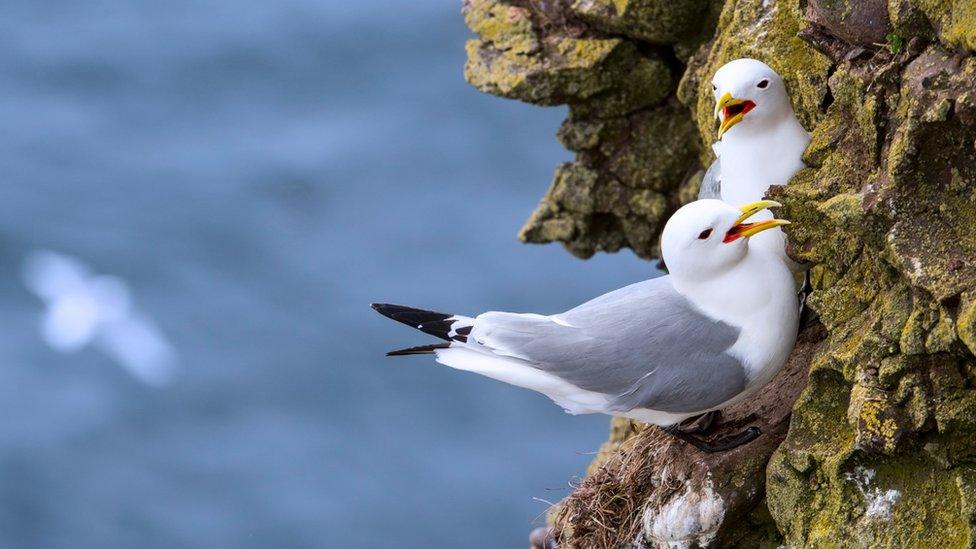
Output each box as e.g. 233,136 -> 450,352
715,92 -> 755,138
724,200 -> 790,243
714,92 -> 733,119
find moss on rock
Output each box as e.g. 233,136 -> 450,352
761,32 -> 976,543
463,0 -> 718,258
464,0 -> 976,546
568,0 -> 710,45
520,100 -> 699,258
915,0 -> 976,52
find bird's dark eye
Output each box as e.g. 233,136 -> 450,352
711,83 -> 717,91
757,79 -> 769,89
698,228 -> 713,240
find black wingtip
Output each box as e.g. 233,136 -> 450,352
386,343 -> 450,356
369,303 -> 455,341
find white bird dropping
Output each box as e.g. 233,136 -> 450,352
372,200 -> 799,452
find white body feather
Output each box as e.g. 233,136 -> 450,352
377,199 -> 800,428
434,241 -> 798,427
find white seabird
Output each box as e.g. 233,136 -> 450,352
372,200 -> 799,452
699,59 -> 810,263
21,250 -> 179,387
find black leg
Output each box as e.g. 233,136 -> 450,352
663,424 -> 762,453
677,410 -> 720,434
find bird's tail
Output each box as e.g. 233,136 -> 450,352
370,303 -> 473,356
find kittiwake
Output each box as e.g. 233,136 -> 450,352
371,199 -> 799,452
700,59 -> 810,266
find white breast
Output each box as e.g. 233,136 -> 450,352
678,246 -> 799,386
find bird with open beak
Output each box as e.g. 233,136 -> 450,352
372,199 -> 799,452
701,58 -> 809,208
699,58 -> 811,295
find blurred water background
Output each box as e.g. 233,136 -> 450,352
0,1 -> 656,547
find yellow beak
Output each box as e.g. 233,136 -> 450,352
714,92 -> 733,119
715,92 -> 753,138
724,200 -> 790,243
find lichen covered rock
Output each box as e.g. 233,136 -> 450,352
915,0 -> 976,52
805,0 -> 892,47
763,34 -> 976,549
464,0 -> 976,546
567,0 -> 715,46
520,101 -> 700,257
463,0 -> 717,258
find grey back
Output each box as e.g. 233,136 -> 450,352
474,277 -> 745,414
697,158 -> 722,200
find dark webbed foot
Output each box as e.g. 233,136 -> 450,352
663,424 -> 761,453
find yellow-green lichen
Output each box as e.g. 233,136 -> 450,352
464,0 -> 705,259
569,0 -> 712,44
959,292 -> 976,356
463,0 -> 976,545
916,0 -> 976,52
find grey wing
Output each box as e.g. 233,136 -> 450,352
471,277 -> 745,414
697,157 -> 722,200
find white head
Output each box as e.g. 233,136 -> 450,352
661,199 -> 789,283
711,58 -> 795,139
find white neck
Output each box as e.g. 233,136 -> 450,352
718,114 -> 809,207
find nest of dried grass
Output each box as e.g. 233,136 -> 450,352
551,424 -> 683,548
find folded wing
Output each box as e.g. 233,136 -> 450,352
697,157 -> 722,200
470,277 -> 745,414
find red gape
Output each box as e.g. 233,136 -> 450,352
724,99 -> 756,121
723,222 -> 752,243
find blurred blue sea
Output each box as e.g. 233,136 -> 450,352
0,1 -> 656,547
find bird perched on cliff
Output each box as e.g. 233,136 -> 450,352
699,58 -> 812,304
371,199 -> 799,452
699,58 -> 809,206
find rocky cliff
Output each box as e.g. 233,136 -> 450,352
462,0 -> 976,546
